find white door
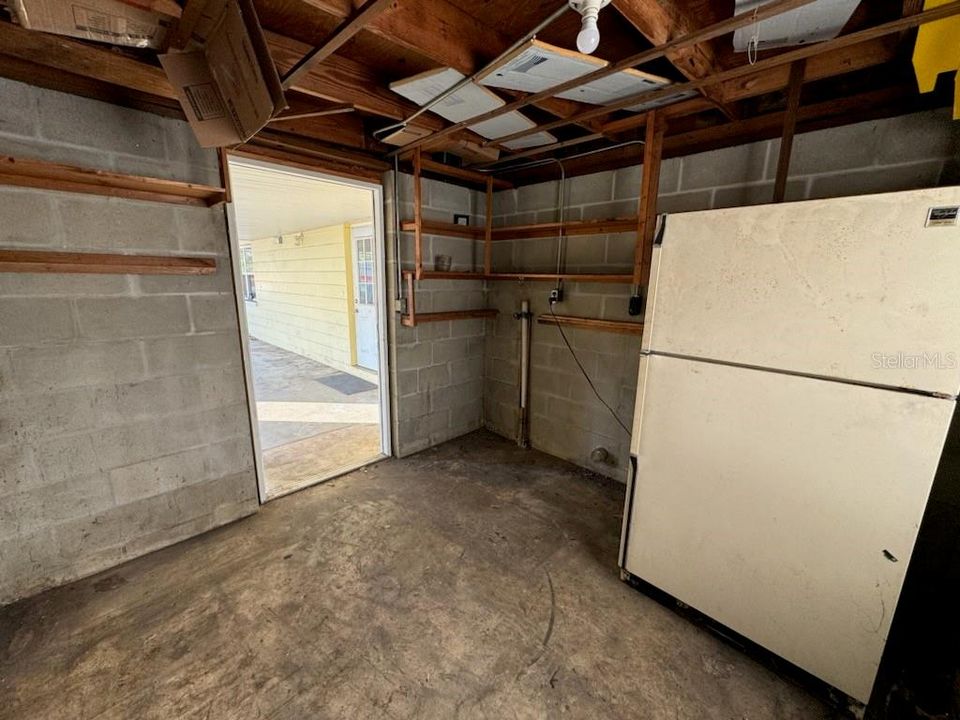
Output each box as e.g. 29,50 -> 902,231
622,353 -> 954,703
352,226 -> 378,371
644,187 -> 960,395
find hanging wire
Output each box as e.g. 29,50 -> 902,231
747,7 -> 760,66
549,304 -> 631,437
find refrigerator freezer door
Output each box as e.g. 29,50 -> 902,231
643,187 -> 960,396
621,354 -> 954,703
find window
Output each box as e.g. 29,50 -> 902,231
240,245 -> 256,301
356,236 -> 374,305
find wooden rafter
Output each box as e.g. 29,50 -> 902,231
280,0 -> 398,90
389,0 -> 821,156
268,104 -> 355,122
614,0 -> 738,120
483,32 -> 895,166
486,1 -> 960,159
715,37 -> 897,103
266,30 -> 491,149
289,0 -> 509,76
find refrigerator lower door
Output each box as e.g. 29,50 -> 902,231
620,354 -> 954,704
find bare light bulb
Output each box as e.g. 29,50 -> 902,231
576,16 -> 600,54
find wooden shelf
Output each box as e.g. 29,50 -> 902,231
419,270 -> 486,280
403,217 -> 638,242
400,219 -> 483,240
408,270 -> 633,283
488,272 -> 633,283
538,314 -> 644,335
0,249 -> 217,275
491,217 -> 638,240
416,157 -> 512,190
0,156 -> 228,207
401,309 -> 498,327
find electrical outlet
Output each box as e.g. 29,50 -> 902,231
549,288 -> 563,305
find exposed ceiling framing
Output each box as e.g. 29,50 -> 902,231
0,0 -> 954,185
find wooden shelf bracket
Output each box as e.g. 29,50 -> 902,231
400,271 -> 497,327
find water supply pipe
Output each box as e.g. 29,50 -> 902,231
516,299 -> 532,447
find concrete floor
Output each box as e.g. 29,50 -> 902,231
0,431 -> 833,719
249,339 -> 382,496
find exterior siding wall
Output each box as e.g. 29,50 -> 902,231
244,223 -> 357,372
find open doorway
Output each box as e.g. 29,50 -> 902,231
225,157 -> 389,500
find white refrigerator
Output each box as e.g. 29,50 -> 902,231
619,187 -> 960,705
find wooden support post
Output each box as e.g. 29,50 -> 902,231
773,59 -> 806,203
484,176 -> 493,275
633,111 -> 666,291
413,147 -> 423,280
217,149 -> 232,204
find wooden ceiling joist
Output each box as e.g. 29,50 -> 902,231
488,33 -> 897,165
267,103 -> 355,122
388,0 -> 821,156
486,1 -> 960,158
280,0 -> 398,90
614,0 -> 738,120
290,0 -> 509,76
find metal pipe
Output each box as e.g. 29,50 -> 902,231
373,2 -> 570,142
554,159 -> 565,280
393,155 -> 403,303
518,299 -> 531,447
480,139 -> 647,174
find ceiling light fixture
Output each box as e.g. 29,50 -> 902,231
568,0 -> 611,55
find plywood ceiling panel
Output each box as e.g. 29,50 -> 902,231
479,40 -> 673,106
390,68 -> 556,146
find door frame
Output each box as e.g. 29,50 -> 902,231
223,154 -> 392,504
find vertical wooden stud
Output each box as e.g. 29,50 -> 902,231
633,110 -> 666,291
773,59 -> 806,203
413,147 -> 423,280
484,176 -> 493,275
217,148 -> 232,203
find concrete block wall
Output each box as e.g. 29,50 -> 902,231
0,78 -> 257,604
486,108 -> 960,482
384,170 -> 488,456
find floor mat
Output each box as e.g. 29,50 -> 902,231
317,372 -> 378,395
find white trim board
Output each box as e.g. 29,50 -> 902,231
390,67 -> 557,147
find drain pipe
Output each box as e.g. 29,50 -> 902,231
514,300 -> 533,447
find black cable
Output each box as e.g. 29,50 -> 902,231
548,304 -> 631,437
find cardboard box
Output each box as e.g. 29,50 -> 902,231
159,0 -> 286,148
11,0 -> 175,49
